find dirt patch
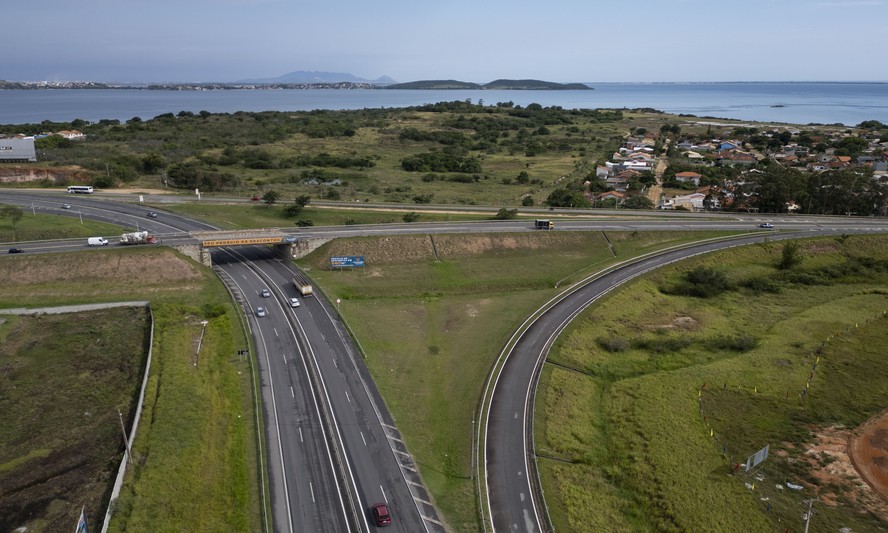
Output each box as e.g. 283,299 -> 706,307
319,235 -> 435,266
0,166 -> 92,184
317,233 -> 608,267
0,249 -> 203,286
651,315 -> 699,331
851,410 -> 888,506
797,425 -> 888,520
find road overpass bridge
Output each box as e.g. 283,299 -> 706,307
179,229 -> 329,266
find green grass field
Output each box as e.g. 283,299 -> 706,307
299,230 -> 741,531
537,235 -> 888,532
0,308 -> 149,532
160,202 -> 490,230
0,210 -> 123,243
0,247 -> 261,532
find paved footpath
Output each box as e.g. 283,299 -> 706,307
0,301 -> 148,315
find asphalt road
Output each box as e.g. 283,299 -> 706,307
0,191 -> 437,532
482,228 -> 888,533
214,246 -> 438,532
6,190 -> 888,532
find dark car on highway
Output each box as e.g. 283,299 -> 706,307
371,503 -> 392,527
8,247 -> 25,254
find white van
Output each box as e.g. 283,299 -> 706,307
87,237 -> 109,246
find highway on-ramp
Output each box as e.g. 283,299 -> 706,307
481,227 -> 888,533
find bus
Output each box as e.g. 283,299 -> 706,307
67,185 -> 94,194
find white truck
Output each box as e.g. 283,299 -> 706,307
119,231 -> 157,245
292,273 -> 314,297
87,237 -> 109,246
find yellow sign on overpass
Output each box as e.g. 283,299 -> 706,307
202,236 -> 288,247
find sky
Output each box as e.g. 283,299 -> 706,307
6,0 -> 888,83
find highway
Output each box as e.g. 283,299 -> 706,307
0,191 -> 436,532
481,227 -> 888,533
5,190 -> 888,532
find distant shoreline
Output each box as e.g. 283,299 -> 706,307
0,80 -> 593,91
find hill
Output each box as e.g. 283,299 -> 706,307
237,70 -> 395,84
483,79 -> 592,90
384,79 -> 482,90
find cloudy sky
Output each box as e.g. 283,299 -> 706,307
6,0 -> 887,83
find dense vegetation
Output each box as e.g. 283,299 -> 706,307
1,102 -> 627,207
538,234 -> 888,532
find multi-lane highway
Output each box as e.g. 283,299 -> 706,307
5,190 -> 888,533
0,191 -> 438,532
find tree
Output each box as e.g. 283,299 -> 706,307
521,196 -> 535,207
493,208 -> 518,220
1,204 -> 24,240
516,171 -> 530,184
1,204 -> 24,230
621,196 -> 654,210
545,188 -> 591,208
402,212 -> 419,222
777,241 -> 803,270
262,190 -> 280,205
141,152 -> 166,174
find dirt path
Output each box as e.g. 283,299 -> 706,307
647,151 -> 668,205
850,409 -> 888,503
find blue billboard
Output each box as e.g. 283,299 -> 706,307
330,255 -> 365,268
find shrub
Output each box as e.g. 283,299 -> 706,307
597,337 -> 629,353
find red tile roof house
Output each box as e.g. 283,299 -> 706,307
590,190 -> 626,204
674,171 -> 702,186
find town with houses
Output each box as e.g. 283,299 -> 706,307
587,122 -> 888,215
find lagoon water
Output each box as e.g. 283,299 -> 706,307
1,82 -> 887,126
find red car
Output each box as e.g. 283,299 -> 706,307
371,503 -> 392,527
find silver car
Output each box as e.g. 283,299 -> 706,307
255,307 -> 267,317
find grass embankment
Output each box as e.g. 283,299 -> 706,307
162,202 -> 492,230
299,230 -> 737,531
537,235 -> 888,532
0,211 -> 122,243
0,308 -> 149,532
0,247 -> 261,532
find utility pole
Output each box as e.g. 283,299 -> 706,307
803,498 -> 815,533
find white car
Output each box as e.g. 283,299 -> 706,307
61,203 -> 72,209
260,289 -> 271,298
759,223 -> 774,229
255,307 -> 267,317
289,298 -> 300,308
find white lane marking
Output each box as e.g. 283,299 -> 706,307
281,352 -> 287,365
309,481 -> 315,503
380,485 -> 388,503
332,357 -> 337,369
520,492 -> 525,502
523,508 -> 536,532
514,411 -> 519,419
345,391 -> 351,403
360,432 -> 367,446
241,274 -> 247,280
290,386 -> 294,398
298,426 -> 304,443
274,328 -> 279,337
